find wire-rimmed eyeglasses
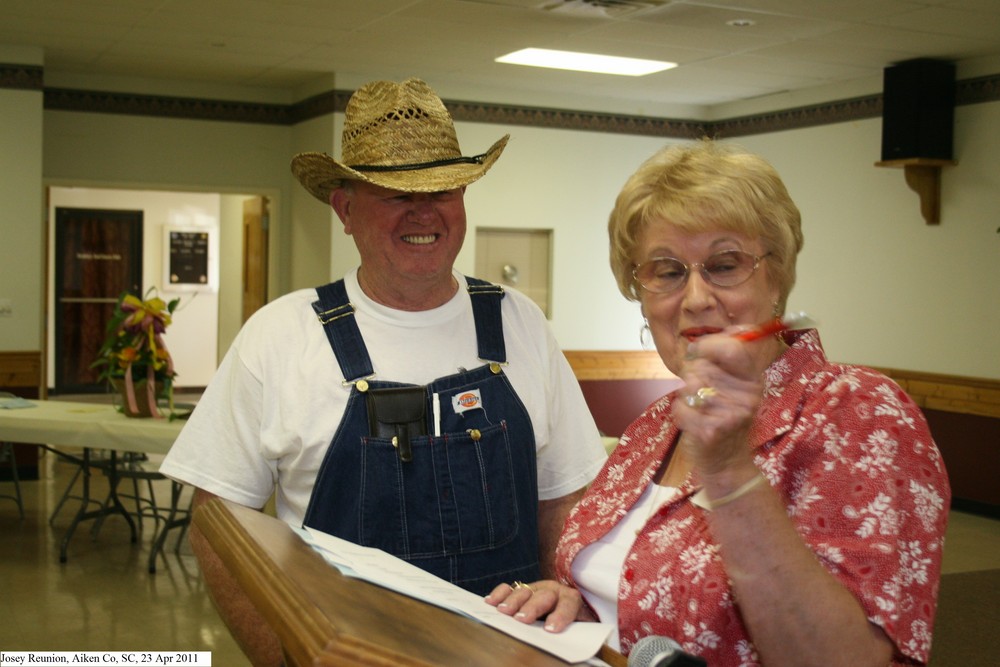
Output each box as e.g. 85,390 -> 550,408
632,250 -> 770,294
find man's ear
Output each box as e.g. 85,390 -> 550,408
330,187 -> 352,234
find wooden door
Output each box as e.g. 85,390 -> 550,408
54,208 -> 143,394
242,196 -> 269,322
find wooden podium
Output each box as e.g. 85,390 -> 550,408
195,499 -> 626,667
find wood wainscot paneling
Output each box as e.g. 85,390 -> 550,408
0,350 -> 42,391
873,367 -> 1000,419
0,350 -> 42,481
565,351 -> 683,441
565,350 -> 674,381
874,367 -> 1000,516
566,352 -> 1000,516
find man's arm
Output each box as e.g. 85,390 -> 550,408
537,488 -> 585,579
189,488 -> 283,667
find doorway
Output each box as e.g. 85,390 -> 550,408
242,196 -> 269,322
53,207 -> 143,394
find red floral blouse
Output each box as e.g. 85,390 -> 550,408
555,330 -> 950,666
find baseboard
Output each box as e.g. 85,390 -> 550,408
950,498 -> 1000,520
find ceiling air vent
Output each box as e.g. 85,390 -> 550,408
539,0 -> 671,19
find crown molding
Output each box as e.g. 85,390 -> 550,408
2,62 -> 997,139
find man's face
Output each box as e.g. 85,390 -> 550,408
332,181 -> 467,297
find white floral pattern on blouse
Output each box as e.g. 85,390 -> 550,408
555,330 -> 949,667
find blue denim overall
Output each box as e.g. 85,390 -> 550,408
303,278 -> 541,595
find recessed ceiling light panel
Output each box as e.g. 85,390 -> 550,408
540,0 -> 671,19
496,48 -> 676,76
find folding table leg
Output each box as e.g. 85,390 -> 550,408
0,442 -> 24,520
59,449 -> 137,563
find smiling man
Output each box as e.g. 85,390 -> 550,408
160,78 -> 607,667
332,182 -> 467,310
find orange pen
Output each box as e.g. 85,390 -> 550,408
734,311 -> 816,342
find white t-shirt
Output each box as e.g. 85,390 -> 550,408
571,482 -> 682,652
161,269 -> 607,526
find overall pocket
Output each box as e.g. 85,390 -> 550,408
359,420 -> 518,558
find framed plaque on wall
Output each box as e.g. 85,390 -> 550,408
163,227 -> 217,292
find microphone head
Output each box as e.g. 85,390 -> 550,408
627,635 -> 683,667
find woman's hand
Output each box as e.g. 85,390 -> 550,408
484,581 -> 593,632
673,331 -> 896,667
673,331 -> 770,478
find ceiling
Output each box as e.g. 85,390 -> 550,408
4,0 -> 1000,117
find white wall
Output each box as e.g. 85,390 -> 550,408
32,82 -> 1000,383
737,103 -> 1000,377
0,86 -> 44,351
217,194 -> 246,361
43,109 -> 294,299
325,118 -> 673,348
456,122 -> 671,349
47,188 -> 221,388
327,103 -> 1000,379
290,113 -> 338,290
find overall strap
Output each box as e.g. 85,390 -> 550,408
313,277 -> 507,378
466,277 -> 506,363
311,280 -> 374,381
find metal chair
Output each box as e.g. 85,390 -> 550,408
96,452 -> 193,573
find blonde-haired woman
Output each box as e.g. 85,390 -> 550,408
488,141 -> 950,667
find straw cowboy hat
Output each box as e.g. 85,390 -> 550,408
291,78 -> 509,202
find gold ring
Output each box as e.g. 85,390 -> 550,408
684,386 -> 718,408
512,581 -> 535,593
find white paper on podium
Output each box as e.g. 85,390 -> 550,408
301,527 -> 612,664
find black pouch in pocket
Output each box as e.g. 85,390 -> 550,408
366,386 -> 427,463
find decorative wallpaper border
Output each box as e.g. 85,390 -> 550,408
712,94 -> 881,138
0,63 -> 43,90
2,62 -> 998,138
43,87 -> 293,125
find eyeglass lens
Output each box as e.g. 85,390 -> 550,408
635,250 -> 760,294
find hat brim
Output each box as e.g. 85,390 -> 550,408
291,135 -> 509,204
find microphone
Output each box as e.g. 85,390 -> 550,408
627,635 -> 708,667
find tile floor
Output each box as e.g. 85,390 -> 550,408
1,431 -> 997,666
0,448 -> 249,665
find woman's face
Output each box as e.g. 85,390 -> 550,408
635,220 -> 781,375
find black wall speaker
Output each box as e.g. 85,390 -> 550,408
880,58 -> 956,162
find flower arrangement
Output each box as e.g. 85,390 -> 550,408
91,289 -> 180,418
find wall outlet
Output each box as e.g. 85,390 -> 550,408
0,299 -> 12,317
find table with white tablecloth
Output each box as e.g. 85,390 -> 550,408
0,399 -> 189,570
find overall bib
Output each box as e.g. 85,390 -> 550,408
302,278 -> 541,595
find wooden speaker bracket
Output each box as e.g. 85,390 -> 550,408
876,158 -> 957,225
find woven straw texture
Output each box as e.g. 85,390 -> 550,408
291,78 -> 507,201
